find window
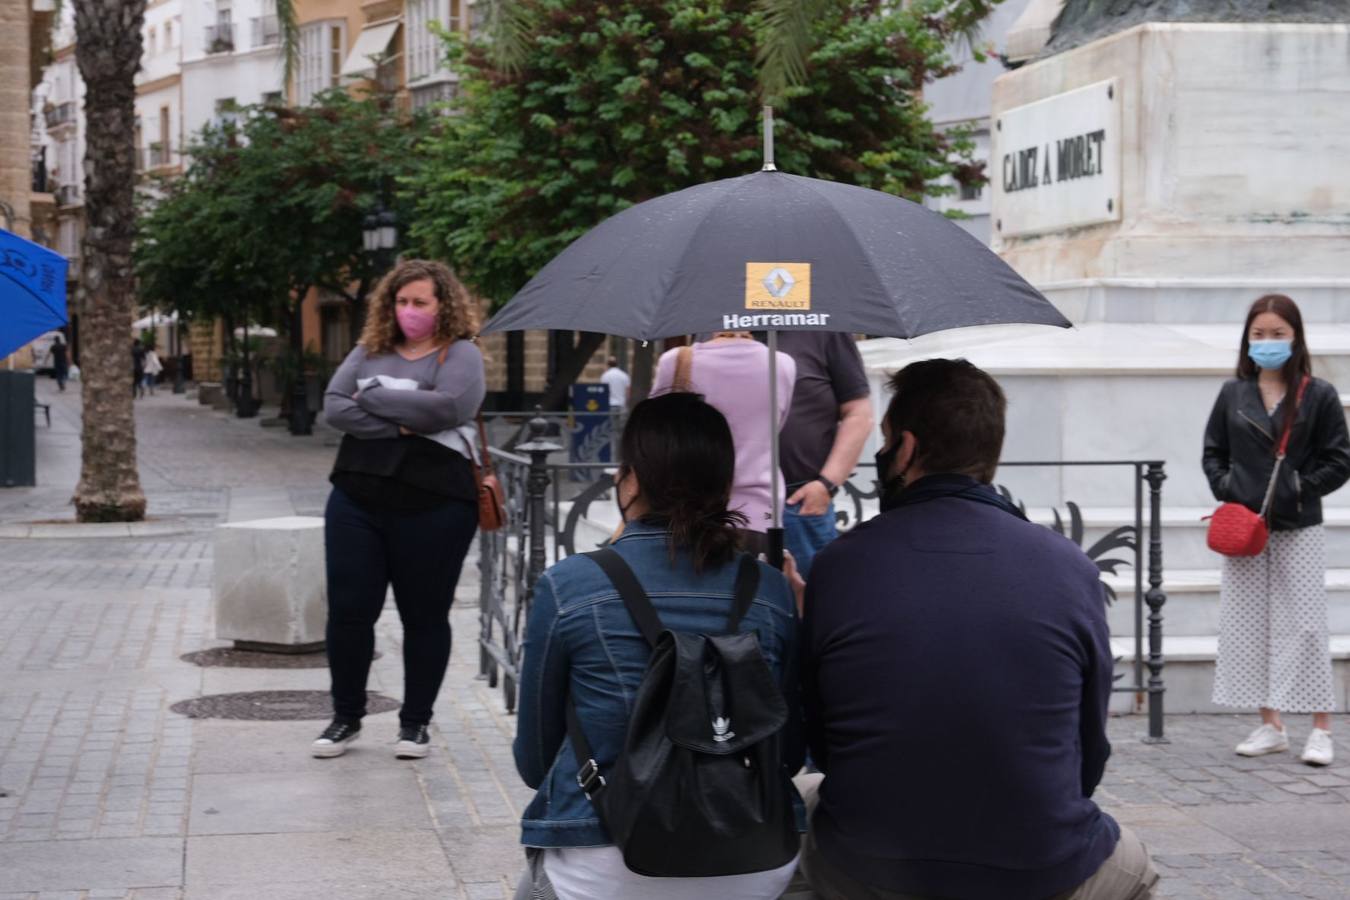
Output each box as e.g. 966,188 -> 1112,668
215,97 -> 239,127
147,26 -> 156,56
410,80 -> 459,112
262,90 -> 283,106
959,182 -> 982,202
298,21 -> 347,105
164,21 -> 173,48
406,0 -> 464,85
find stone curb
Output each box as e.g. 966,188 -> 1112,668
0,518 -> 198,539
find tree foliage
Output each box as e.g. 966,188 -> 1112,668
406,0 -> 998,308
136,91 -> 431,336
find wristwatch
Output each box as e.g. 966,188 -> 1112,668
815,475 -> 839,497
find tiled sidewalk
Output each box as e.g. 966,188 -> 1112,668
0,380 -> 1347,898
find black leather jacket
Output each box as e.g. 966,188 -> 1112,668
1203,377 -> 1350,531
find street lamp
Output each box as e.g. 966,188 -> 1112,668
362,208 -> 398,259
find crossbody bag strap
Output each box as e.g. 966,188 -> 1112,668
1260,375 -> 1311,518
672,345 -> 694,393
475,412 -> 494,477
725,555 -> 761,632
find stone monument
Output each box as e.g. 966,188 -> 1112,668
859,4 -> 1350,710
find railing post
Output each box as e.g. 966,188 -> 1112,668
518,408 -> 562,595
1143,462 -> 1169,743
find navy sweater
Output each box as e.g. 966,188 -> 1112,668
801,475 -> 1119,900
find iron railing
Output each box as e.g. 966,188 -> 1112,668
476,414 -> 1169,739
45,101 -> 77,130
205,23 -> 235,53
251,15 -> 280,47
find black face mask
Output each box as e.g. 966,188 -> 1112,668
615,472 -> 640,523
874,444 -> 907,512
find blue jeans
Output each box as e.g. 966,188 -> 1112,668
783,501 -> 838,580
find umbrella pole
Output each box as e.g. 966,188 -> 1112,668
767,330 -> 785,570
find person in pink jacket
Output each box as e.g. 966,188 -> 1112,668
651,332 -> 796,553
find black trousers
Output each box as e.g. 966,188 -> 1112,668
324,487 -> 478,726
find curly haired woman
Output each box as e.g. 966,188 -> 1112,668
313,259 -> 486,760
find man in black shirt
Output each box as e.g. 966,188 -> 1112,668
777,332 -> 872,578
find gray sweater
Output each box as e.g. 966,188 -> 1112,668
324,342 -> 486,438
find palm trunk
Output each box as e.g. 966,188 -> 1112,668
71,0 -> 148,522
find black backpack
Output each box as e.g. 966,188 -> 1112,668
565,548 -> 799,878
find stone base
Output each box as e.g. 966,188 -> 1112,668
214,516 -> 327,649
197,382 -> 223,406
233,639 -> 326,655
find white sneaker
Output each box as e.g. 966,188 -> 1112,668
1236,723 -> 1289,757
1301,728 -> 1334,766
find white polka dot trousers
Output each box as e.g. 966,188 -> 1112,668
1213,525 -> 1337,713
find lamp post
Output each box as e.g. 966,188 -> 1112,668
360,202 -> 399,334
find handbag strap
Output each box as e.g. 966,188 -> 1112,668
671,345 -> 694,393
475,412 -> 494,478
1259,375 -> 1311,518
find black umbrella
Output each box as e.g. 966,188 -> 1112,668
482,110 -> 1069,561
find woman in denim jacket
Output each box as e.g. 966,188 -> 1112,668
513,393 -> 804,900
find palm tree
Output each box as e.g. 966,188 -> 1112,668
71,0 -> 148,522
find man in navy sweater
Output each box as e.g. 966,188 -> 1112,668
798,359 -> 1158,900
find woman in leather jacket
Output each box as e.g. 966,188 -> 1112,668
1202,294 -> 1350,766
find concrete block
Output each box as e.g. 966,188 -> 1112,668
196,383 -> 223,407
213,517 -> 326,651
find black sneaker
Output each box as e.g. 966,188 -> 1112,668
395,724 -> 431,759
311,719 -> 360,758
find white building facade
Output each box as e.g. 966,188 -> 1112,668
180,0 -> 287,139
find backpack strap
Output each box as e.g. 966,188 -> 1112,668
583,548 -> 663,647
726,555 -> 760,632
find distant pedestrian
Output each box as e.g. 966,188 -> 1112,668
315,259 -> 486,761
599,356 -> 631,412
143,347 -> 163,395
1203,294 -> 1350,766
777,333 -> 873,579
132,339 -> 146,398
651,331 -> 796,551
50,331 -> 69,392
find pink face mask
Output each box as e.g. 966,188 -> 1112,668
396,306 -> 436,342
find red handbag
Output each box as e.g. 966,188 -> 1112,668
1205,376 -> 1309,557
473,413 -> 506,532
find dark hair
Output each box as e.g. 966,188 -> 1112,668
1236,294 -> 1312,383
619,392 -> 745,571
884,358 -> 1006,483
607,356 -> 618,367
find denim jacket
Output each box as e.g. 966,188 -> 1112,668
513,520 -> 804,848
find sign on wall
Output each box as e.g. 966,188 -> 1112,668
993,79 -> 1121,238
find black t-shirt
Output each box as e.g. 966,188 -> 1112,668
330,434 -> 478,512
776,332 -> 870,487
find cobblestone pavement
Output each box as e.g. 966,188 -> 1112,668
1,380 -> 1348,898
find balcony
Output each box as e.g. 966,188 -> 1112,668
56,184 -> 81,207
146,143 -> 172,169
45,101 -> 77,130
205,23 -> 235,54
251,15 -> 280,48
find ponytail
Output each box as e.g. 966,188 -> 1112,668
619,393 -> 746,572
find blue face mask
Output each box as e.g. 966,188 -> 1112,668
1248,340 -> 1293,371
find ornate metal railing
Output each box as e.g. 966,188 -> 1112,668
476,414 -> 1169,740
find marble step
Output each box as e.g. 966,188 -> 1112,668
1107,635 -> 1350,715
1103,568 -> 1350,637
1026,505 -> 1350,571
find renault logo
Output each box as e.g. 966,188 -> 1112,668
762,267 -> 796,299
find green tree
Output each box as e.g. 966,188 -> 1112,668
407,0 -> 998,403
137,91 -> 431,424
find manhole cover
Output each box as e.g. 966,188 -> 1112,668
170,690 -> 399,721
180,648 -> 381,669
